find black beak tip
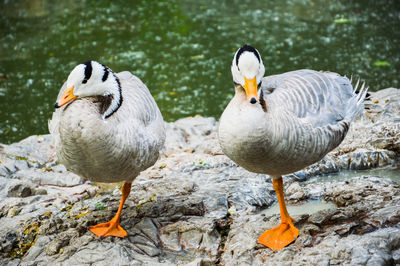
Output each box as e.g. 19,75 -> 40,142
54,102 -> 60,109
250,97 -> 257,104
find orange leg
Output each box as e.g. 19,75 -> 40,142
90,182 -> 132,238
257,176 -> 299,250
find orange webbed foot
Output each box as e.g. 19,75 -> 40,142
89,219 -> 128,238
257,219 -> 299,251
89,182 -> 132,238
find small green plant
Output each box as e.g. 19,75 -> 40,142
373,61 -> 390,67
193,159 -> 210,167
334,15 -> 352,24
95,201 -> 106,211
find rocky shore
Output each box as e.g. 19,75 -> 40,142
0,88 -> 399,265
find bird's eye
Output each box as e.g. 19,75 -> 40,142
82,79 -> 88,84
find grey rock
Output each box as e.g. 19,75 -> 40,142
0,231 -> 18,255
286,182 -> 306,202
221,175 -> 400,265
23,235 -> 51,262
0,134 -> 54,164
7,183 -> 33,198
11,168 -> 83,187
307,209 -> 337,225
184,258 -> 215,266
392,249 -> 400,264
164,116 -> 221,155
7,183 -> 47,198
45,228 -> 79,255
160,229 -> 181,252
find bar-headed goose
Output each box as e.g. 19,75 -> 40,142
218,45 -> 367,250
49,60 -> 165,238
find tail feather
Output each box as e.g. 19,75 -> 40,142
345,78 -> 368,121
354,79 -> 368,105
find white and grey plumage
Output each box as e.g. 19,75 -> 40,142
49,61 -> 165,183
49,61 -> 165,237
218,45 -> 367,250
219,46 -> 367,176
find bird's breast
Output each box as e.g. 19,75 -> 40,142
218,102 -> 275,172
56,99 -> 142,182
218,99 -> 325,176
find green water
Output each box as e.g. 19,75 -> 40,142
1,0 -> 399,144
262,200 -> 337,217
307,168 -> 400,184
264,168 -> 400,217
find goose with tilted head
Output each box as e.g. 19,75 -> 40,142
218,45 -> 367,250
49,60 -> 165,238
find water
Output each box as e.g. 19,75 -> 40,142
307,167 -> 400,184
264,167 -> 400,217
262,200 -> 337,217
1,0 -> 399,144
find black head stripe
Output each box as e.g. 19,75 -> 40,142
236,45 -> 261,66
114,73 -> 121,90
101,64 -> 109,82
83,61 -> 93,81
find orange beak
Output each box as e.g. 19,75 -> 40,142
244,77 -> 258,103
55,86 -> 77,108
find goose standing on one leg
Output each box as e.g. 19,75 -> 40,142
49,61 -> 165,238
218,45 -> 367,250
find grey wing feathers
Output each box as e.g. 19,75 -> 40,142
261,69 -> 367,128
117,71 -> 161,127
117,71 -> 166,149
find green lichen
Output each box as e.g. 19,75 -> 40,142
15,155 -> 28,161
43,211 -> 52,218
95,201 -> 106,211
75,210 -> 89,219
61,205 -> 73,212
136,194 -> 157,210
5,154 -> 38,164
9,222 -> 41,259
61,204 -> 74,218
193,159 -> 210,167
40,167 -> 53,172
